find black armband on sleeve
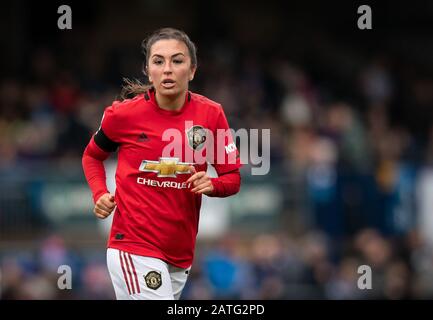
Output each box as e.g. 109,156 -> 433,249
94,128 -> 119,152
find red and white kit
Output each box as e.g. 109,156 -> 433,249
106,248 -> 191,300
82,88 -> 242,299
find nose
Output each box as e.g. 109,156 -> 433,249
163,61 -> 172,74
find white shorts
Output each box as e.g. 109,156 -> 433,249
106,248 -> 191,300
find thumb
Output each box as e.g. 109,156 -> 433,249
109,194 -> 115,202
189,165 -> 196,174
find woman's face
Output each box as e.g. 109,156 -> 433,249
147,39 -> 196,98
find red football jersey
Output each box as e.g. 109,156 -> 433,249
93,89 -> 241,268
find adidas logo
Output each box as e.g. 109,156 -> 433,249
137,132 -> 149,142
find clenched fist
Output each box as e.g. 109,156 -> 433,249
94,193 -> 117,219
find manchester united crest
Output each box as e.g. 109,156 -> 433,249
186,125 -> 207,151
144,271 -> 162,290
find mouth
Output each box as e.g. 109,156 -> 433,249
161,79 -> 176,89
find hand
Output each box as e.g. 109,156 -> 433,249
94,193 -> 117,219
186,166 -> 214,195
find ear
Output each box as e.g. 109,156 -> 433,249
189,66 -> 197,81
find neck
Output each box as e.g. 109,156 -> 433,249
155,91 -> 186,111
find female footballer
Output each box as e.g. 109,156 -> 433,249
82,28 -> 242,300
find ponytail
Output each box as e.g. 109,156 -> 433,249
119,78 -> 152,101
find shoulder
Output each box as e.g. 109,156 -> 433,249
190,92 -> 223,112
106,94 -> 146,115
101,95 -> 146,132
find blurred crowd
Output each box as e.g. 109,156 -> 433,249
2,228 -> 433,299
2,1 -> 433,299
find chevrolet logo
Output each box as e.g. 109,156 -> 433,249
139,157 -> 193,178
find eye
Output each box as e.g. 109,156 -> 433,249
173,59 -> 184,64
153,59 -> 163,65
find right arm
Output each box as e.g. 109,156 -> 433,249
82,136 -> 117,219
82,104 -> 120,218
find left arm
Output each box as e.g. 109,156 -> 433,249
187,167 -> 241,197
187,105 -> 242,197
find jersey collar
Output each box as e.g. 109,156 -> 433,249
145,87 -> 192,116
